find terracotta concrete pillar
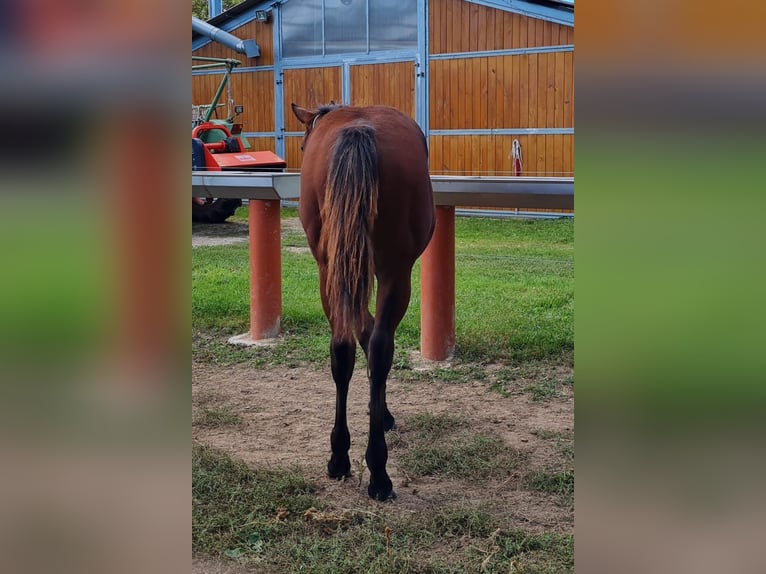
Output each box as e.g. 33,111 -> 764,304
420,205 -> 456,361
248,198 -> 282,339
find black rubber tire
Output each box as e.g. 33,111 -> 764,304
192,198 -> 242,223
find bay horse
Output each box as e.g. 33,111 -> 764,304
291,102 -> 435,500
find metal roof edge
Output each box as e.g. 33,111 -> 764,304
464,0 -> 574,26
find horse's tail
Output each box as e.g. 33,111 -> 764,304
321,125 -> 379,343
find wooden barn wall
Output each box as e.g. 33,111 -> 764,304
430,52 -> 573,131
283,66 -> 343,168
429,134 -> 573,177
192,70 -> 275,134
350,62 -> 416,118
192,20 -> 274,65
429,0 -> 573,55
428,0 -> 574,180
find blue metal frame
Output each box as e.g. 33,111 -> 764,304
465,0 -> 573,26
417,0 -> 429,133
208,0 -> 223,18
430,128 -> 574,136
430,44 -> 574,61
191,65 -> 275,76
273,4 -> 286,160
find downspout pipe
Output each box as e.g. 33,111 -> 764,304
192,17 -> 260,59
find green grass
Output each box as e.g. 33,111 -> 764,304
399,434 -> 524,479
390,412 -> 525,480
523,469 -> 574,508
192,442 -> 573,573
192,215 -> 573,367
193,406 -> 242,429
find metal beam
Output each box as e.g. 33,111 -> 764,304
192,172 -> 573,210
192,172 -> 301,201
430,176 -> 573,209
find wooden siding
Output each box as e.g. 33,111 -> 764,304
350,61 -> 416,118
427,0 -> 574,182
284,137 -> 305,171
192,20 -> 274,66
429,0 -> 573,54
192,70 -> 275,133
282,67 -> 343,132
429,134 -> 573,177
245,137 -> 279,153
430,52 -> 573,130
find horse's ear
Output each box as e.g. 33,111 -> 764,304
291,103 -> 315,126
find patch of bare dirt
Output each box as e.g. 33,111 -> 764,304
192,361 -> 573,533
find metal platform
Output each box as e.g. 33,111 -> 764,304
192,172 -> 573,210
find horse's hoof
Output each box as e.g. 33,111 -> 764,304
368,480 -> 396,501
384,415 -> 396,432
327,456 -> 351,479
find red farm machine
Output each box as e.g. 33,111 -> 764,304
192,18 -> 286,222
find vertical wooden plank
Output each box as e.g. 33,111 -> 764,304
486,56 -> 497,129
485,7 -> 495,52
480,57 -> 488,130
545,134 -> 554,176
449,58 -> 458,129
519,54 -> 529,128
469,59 -> 479,128
428,135 -> 437,174
493,134 -> 503,175
495,53 -> 505,128
482,5 -> 491,52
504,13 -> 513,48
430,61 -> 439,129
459,135 -> 467,175
518,12 -> 528,48
564,51 -> 573,127
546,54 -> 555,129
512,54 -> 520,128
527,54 -> 540,128
469,4 -> 479,53
443,0 -> 450,53
512,13 -> 521,49
527,15 -> 536,48
470,135 -> 480,175
555,52 -> 565,127
461,1 -> 470,54
459,58 -> 467,129
563,134 -> 573,176
526,134 -> 536,176
495,6 -> 504,50
536,18 -> 544,46
429,0 -> 437,53
504,54 -> 512,128
538,134 -> 547,177
554,134 -> 563,176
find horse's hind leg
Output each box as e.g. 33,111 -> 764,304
356,311 -> 396,431
318,265 -> 355,479
365,273 -> 411,501
328,337 -> 355,478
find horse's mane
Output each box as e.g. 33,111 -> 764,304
317,102 -> 344,118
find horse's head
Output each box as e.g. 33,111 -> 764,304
291,101 -> 341,152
